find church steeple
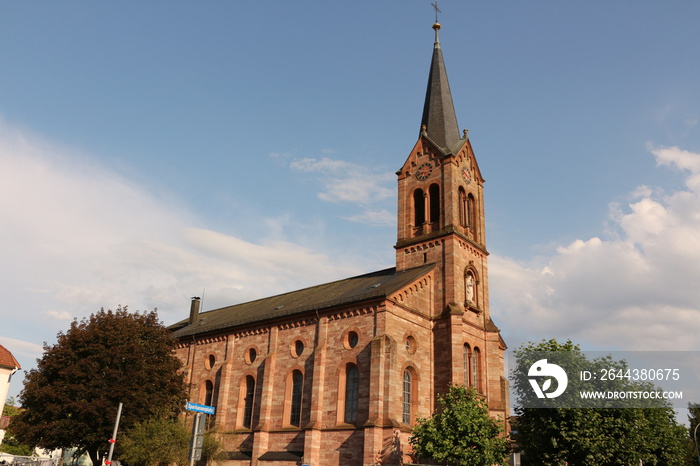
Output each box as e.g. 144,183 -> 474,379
396,17 -> 488,318
420,22 -> 461,152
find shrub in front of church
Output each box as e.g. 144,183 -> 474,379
409,384 -> 508,465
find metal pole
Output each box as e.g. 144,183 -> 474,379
105,402 -> 123,466
189,412 -> 201,466
693,422 -> 700,466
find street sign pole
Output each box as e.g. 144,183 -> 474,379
188,412 -> 199,466
105,402 -> 123,466
186,401 -> 214,466
189,412 -> 206,466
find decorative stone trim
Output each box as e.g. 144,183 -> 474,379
457,238 -> 486,258
278,319 -> 313,330
392,276 -> 431,304
233,327 -> 270,339
402,238 -> 444,255
175,334 -> 228,349
327,306 -> 374,322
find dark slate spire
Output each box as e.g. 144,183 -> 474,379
420,22 -> 460,152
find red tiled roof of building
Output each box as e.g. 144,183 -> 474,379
0,344 -> 20,370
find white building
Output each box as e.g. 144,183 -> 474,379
0,344 -> 21,446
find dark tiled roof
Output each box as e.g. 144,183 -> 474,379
169,265 -> 434,339
0,345 -> 20,370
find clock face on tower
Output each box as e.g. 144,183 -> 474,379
461,166 -> 471,184
416,162 -> 433,181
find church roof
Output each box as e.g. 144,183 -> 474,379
420,22 -> 461,153
169,265 -> 435,339
0,345 -> 20,370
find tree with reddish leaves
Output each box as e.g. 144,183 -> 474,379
11,307 -> 187,466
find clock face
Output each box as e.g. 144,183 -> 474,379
416,162 -> 433,181
461,166 -> 471,184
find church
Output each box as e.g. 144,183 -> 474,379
170,19 -> 508,466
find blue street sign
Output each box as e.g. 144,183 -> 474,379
186,401 -> 216,415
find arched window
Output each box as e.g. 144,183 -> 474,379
429,184 -> 440,225
472,347 -> 481,392
204,380 -> 214,406
290,370 -> 303,427
414,189 -> 426,226
458,187 -> 467,227
467,193 -> 476,232
344,364 -> 360,424
242,375 -> 255,429
403,369 -> 412,424
463,344 -> 472,386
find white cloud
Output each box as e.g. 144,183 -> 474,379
289,156 -> 394,205
290,157 -> 350,173
343,209 -> 396,226
491,145 -> 700,351
0,121 -> 364,358
44,310 -> 73,321
0,337 -> 43,361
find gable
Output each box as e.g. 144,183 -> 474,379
453,135 -> 485,185
387,268 -> 436,316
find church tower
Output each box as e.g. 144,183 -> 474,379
395,21 -> 506,410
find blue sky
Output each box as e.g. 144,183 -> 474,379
2,2 -> 700,403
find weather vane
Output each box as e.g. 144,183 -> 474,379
431,0 -> 441,23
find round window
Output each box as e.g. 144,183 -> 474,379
206,354 -> 216,370
293,340 -> 304,358
245,347 -> 257,365
405,336 -> 417,354
348,331 -> 359,349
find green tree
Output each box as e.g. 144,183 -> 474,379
120,413 -> 225,466
119,414 -> 190,466
409,385 -> 508,466
1,397 -> 35,456
11,307 -> 188,466
512,339 -> 688,466
2,397 -> 18,416
690,402 -> 700,466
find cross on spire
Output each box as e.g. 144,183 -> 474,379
431,1 -> 441,23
